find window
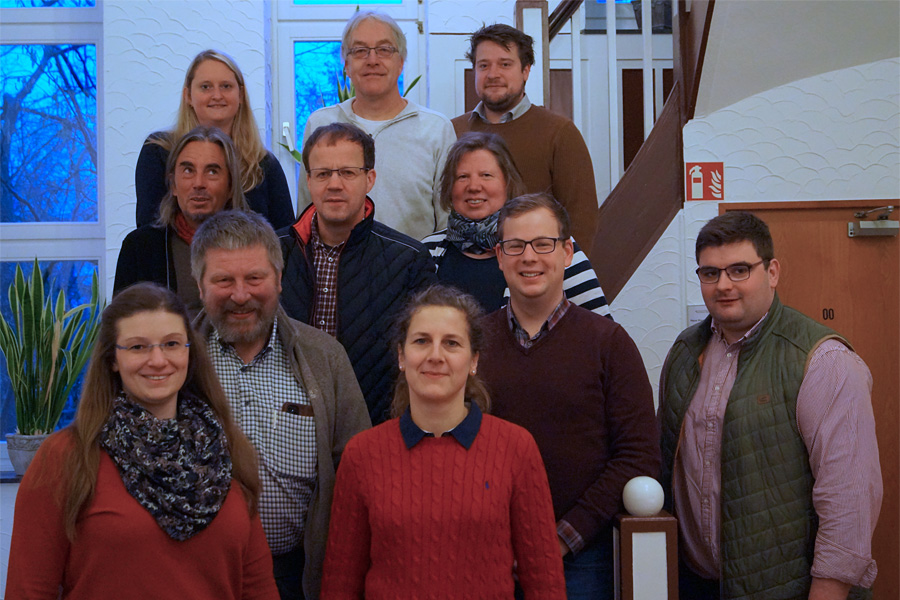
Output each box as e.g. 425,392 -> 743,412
0,0 -> 102,441
293,40 -> 405,140
0,260 -> 97,436
2,44 -> 98,223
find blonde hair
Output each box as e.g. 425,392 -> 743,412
55,283 -> 261,541
149,50 -> 266,194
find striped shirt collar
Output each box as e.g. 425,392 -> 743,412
506,296 -> 571,348
472,94 -> 532,124
399,402 -> 483,450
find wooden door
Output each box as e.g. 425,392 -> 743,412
725,201 -> 900,599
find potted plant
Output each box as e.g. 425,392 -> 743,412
0,260 -> 102,476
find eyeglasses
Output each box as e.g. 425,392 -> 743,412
115,341 -> 191,355
695,260 -> 765,284
309,167 -> 369,183
498,237 -> 566,256
347,45 -> 398,60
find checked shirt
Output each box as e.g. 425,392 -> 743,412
208,318 -> 317,555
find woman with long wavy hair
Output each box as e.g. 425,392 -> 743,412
6,283 -> 278,600
135,49 -> 294,229
321,285 -> 565,598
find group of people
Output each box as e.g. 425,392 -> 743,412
5,9 -> 882,600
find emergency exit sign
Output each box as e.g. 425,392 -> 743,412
685,162 -> 724,201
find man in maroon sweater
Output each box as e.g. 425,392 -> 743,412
479,193 -> 659,600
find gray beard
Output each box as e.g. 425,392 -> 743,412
212,312 -> 275,348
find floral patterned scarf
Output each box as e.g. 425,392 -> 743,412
445,209 -> 501,256
99,392 -> 232,541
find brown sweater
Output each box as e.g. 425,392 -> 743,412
479,306 -> 660,547
452,105 -> 599,250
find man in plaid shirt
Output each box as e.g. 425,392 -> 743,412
192,210 -> 371,600
279,122 -> 437,424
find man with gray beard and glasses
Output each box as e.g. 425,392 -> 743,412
191,209 -> 370,600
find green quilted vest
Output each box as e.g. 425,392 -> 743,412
659,295 -> 867,600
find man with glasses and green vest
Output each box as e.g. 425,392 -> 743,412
659,211 -> 881,600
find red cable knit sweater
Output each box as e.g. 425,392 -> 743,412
321,414 -> 565,599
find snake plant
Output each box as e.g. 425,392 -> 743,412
0,260 -> 102,435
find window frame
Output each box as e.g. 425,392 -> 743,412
0,5 -> 104,470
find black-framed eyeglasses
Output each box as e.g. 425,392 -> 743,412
498,237 -> 566,256
695,260 -> 765,284
347,45 -> 398,60
309,167 -> 369,183
115,341 -> 191,355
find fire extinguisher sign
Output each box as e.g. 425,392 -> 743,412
685,162 -> 724,201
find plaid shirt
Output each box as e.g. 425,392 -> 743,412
310,215 -> 345,337
506,296 -> 584,553
507,296 -> 571,349
208,318 -> 317,555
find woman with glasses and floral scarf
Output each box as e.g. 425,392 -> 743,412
6,283 -> 278,600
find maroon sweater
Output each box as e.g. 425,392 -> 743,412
321,415 -> 566,599
480,306 -> 660,547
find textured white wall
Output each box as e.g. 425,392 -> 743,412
614,57 -> 900,404
685,57 -> 900,202
429,0 -> 514,33
102,0 -> 267,296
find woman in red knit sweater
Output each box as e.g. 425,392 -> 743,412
321,285 -> 565,598
6,283 -> 278,600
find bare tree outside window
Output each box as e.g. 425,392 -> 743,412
1,43 -> 97,223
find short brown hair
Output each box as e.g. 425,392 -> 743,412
465,24 -> 535,68
498,193 -> 571,240
302,122 -> 375,172
695,211 -> 774,265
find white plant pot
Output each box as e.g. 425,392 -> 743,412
6,433 -> 50,477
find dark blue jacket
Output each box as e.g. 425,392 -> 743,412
278,199 -> 436,424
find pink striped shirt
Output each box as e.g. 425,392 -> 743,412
674,317 -> 881,587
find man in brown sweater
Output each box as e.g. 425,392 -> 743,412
452,24 -> 599,250
479,194 -> 659,600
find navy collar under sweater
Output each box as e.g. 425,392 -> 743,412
399,402 -> 482,450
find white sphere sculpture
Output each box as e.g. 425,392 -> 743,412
622,476 -> 665,517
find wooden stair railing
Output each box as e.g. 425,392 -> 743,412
589,0 -> 715,302
517,1 -> 716,301
590,82 -> 684,301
